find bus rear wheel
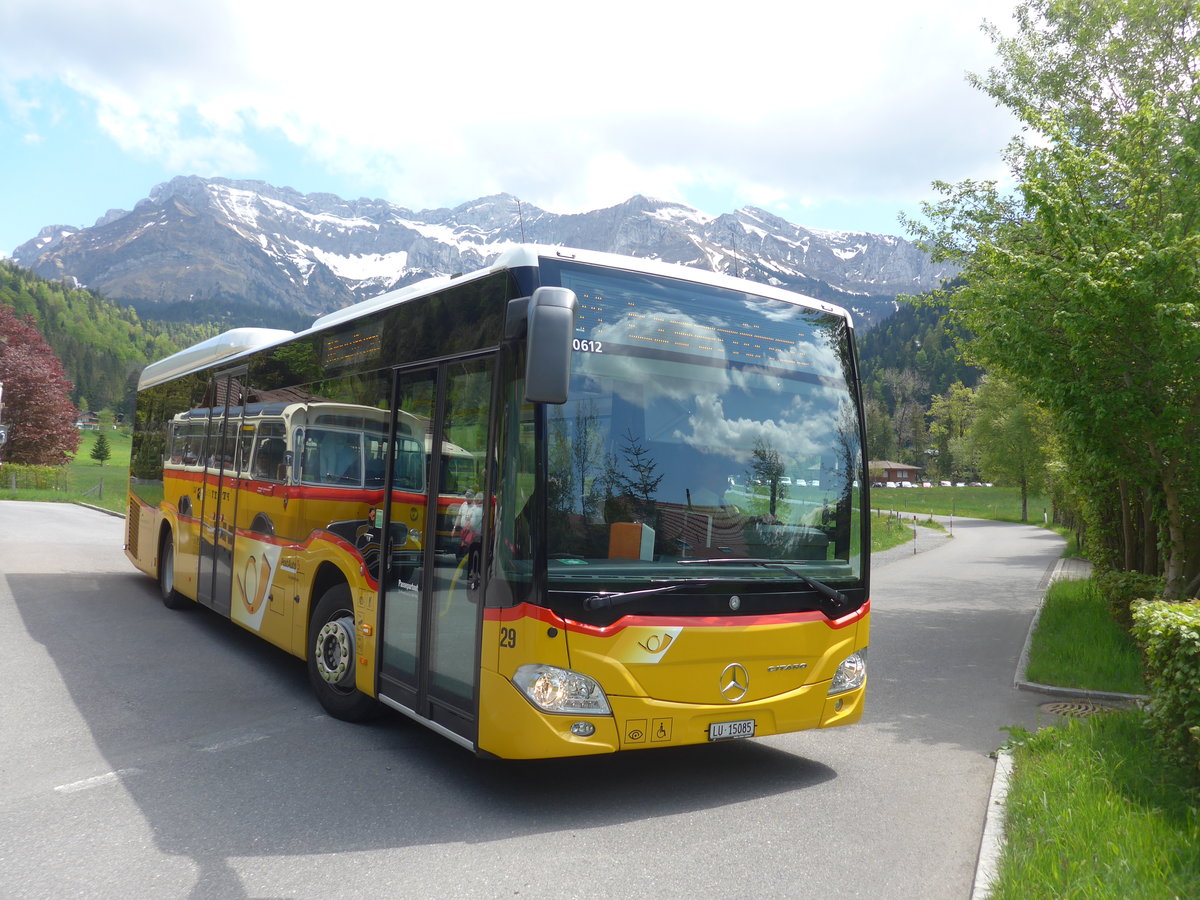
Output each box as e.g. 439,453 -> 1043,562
158,533 -> 191,610
307,584 -> 377,721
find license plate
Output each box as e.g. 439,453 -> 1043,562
708,718 -> 756,741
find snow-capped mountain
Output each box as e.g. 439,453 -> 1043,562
13,176 -> 955,329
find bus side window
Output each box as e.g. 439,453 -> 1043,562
298,430 -> 319,485
254,437 -> 287,482
393,442 -> 422,490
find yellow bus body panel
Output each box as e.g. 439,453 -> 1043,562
477,605 -> 869,758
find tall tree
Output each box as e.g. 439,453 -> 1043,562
969,378 -> 1051,522
879,368 -> 929,462
749,439 -> 787,517
0,305 -> 80,465
617,429 -> 663,521
926,381 -> 978,481
904,0 -> 1200,598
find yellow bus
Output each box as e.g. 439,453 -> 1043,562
126,246 -> 870,758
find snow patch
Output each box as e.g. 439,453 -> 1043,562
832,245 -> 866,261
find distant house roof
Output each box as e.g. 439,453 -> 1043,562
869,460 -> 924,475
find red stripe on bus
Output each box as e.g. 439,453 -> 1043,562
165,468 -> 449,507
484,597 -> 869,636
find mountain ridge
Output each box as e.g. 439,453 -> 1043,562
13,176 -> 956,329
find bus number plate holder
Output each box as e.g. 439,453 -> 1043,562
708,719 -> 755,741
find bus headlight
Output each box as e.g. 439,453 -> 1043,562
828,648 -> 867,695
512,664 -> 611,715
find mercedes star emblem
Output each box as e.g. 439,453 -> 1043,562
719,662 -> 749,702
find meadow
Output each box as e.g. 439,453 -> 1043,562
0,428 -> 131,514
870,484 -> 1051,524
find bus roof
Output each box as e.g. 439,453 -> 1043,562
138,245 -> 853,390
139,327 -> 295,390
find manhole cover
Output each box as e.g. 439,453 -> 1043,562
1039,700 -> 1114,718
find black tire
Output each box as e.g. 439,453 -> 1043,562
307,584 -> 378,721
158,532 -> 192,610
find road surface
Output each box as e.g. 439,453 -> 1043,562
0,502 -> 1061,898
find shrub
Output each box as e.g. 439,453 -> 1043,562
1131,599 -> 1200,778
1095,569 -> 1165,631
0,463 -> 69,491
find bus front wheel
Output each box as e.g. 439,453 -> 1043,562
158,533 -> 191,610
307,584 -> 377,722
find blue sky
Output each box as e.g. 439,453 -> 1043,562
1,0 -> 1022,258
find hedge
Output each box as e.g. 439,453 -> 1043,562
1096,569 -> 1165,632
1131,599 -> 1200,777
0,463 -> 70,491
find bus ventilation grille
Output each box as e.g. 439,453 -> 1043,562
126,508 -> 139,553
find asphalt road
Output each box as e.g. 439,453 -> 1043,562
0,502 -> 1063,899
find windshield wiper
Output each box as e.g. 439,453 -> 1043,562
582,581 -> 713,611
581,562 -> 854,617
677,558 -> 852,617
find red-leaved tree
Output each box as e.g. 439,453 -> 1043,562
0,305 -> 80,465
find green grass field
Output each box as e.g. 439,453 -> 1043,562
993,712 -> 1200,899
0,429 -> 131,514
870,511 -> 918,554
871,485 -> 1050,524
1025,579 -> 1146,694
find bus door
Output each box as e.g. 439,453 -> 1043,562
378,357 -> 494,743
196,369 -> 245,616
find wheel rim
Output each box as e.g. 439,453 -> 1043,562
314,614 -> 356,690
160,542 -> 174,596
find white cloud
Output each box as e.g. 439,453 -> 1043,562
0,0 -> 1023,224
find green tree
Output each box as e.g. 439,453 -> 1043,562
90,431 -> 112,466
862,394 -> 897,462
904,0 -> 1200,598
879,368 -> 929,463
926,381 -> 977,481
969,378 -> 1051,522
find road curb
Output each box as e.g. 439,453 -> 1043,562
971,749 -> 1012,900
73,501 -> 125,518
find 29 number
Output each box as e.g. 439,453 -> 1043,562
499,626 -> 517,648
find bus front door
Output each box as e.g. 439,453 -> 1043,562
378,358 -> 493,745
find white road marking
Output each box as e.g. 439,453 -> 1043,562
54,768 -> 142,794
196,733 -> 269,752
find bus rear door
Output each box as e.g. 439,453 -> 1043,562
196,369 -> 245,616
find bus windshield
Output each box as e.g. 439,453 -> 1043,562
536,258 -> 865,589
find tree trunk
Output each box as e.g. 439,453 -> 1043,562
1157,471 -> 1186,601
1118,478 -> 1137,571
1141,491 -> 1158,576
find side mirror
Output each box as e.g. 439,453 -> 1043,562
524,286 -> 577,404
